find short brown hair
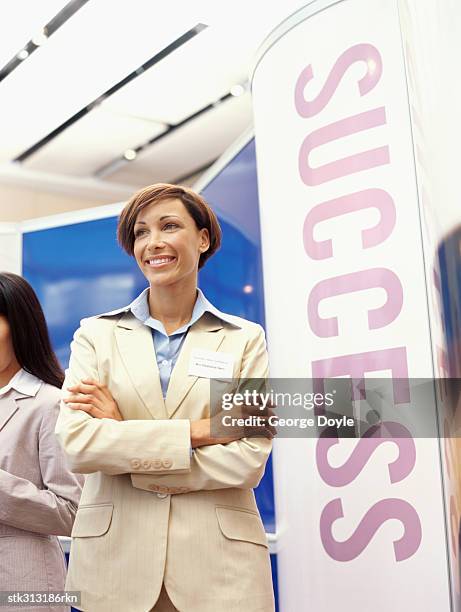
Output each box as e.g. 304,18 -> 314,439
117,183 -> 222,269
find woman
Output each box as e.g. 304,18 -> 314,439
56,183 -> 275,612
0,273 -> 83,612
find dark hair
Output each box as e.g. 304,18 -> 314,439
0,273 -> 64,388
117,183 -> 222,269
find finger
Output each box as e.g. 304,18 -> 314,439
64,394 -> 98,405
68,402 -> 110,420
244,424 -> 277,438
67,383 -> 101,397
241,413 -> 276,427
67,402 -> 97,415
81,379 -> 115,401
67,386 -> 107,408
67,384 -> 102,400
213,420 -> 243,439
81,378 -> 110,396
261,426 -> 277,438
78,380 -> 108,400
80,378 -> 101,387
243,428 -> 273,439
241,403 -> 275,417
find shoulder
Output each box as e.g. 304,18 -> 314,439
75,306 -> 134,337
31,382 -> 63,421
200,290 -> 265,339
35,381 -> 63,404
218,312 -> 265,340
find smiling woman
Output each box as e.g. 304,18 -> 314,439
55,183 -> 275,612
117,185 -> 220,334
117,183 -> 221,267
133,201 -> 208,285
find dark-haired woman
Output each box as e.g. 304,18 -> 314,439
0,273 -> 83,612
57,183 -> 275,612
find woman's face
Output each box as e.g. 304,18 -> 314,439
0,315 -> 19,377
133,198 -> 210,288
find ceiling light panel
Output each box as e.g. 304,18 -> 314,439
105,93 -> 253,187
104,25 -> 251,125
0,0 -> 208,162
23,108 -> 166,177
0,0 -> 69,66
104,0 -> 309,125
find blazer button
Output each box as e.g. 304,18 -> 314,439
152,459 -> 162,469
141,459 -> 151,470
157,493 -> 168,499
131,459 -> 141,470
162,458 -> 172,468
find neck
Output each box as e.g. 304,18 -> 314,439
148,279 -> 198,335
0,361 -> 21,388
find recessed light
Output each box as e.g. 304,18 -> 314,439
230,84 -> 245,97
17,49 -> 29,61
124,149 -> 137,161
32,30 -> 48,46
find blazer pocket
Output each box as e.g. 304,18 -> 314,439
216,506 -> 268,548
71,503 -> 114,538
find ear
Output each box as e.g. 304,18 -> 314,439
198,228 -> 210,253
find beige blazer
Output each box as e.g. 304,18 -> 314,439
0,382 -> 83,612
55,308 -> 274,612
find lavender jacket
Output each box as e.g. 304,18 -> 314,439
0,380 -> 83,612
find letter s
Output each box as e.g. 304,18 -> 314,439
316,423 -> 416,486
320,498 -> 422,561
295,43 -> 383,118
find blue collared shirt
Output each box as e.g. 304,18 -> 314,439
128,288 -> 239,398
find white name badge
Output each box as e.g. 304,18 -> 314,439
188,349 -> 234,379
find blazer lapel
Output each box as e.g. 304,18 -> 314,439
0,398 -> 19,432
165,312 -> 226,418
114,312 -> 166,419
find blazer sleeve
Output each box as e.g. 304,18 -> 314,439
0,401 -> 83,536
55,322 -> 192,476
131,324 -> 273,494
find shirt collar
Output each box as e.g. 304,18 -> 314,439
129,287 -> 241,336
0,368 -> 42,398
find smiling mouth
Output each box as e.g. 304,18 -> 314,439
145,256 -> 176,268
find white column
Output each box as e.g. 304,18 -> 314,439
0,223 -> 21,274
252,0 -> 453,610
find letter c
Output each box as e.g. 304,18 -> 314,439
308,268 -> 403,337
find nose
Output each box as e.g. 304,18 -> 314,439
146,230 -> 166,251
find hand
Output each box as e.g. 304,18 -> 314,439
190,417 -> 240,448
190,400 -> 277,448
64,379 -> 123,421
229,397 -> 277,439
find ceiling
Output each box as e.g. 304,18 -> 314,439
0,0 -> 307,198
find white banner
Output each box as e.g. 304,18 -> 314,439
252,0 -> 451,610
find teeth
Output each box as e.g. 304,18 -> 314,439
148,257 -> 174,264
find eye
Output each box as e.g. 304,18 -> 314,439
163,222 -> 179,231
134,228 -> 147,238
